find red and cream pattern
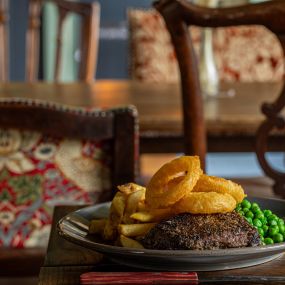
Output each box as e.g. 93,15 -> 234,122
129,9 -> 185,83
0,129 -> 110,248
128,9 -> 284,83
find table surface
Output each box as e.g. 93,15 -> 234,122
0,80 -> 283,153
38,205 -> 285,285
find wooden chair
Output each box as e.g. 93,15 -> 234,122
27,0 -> 100,82
0,0 -> 100,82
154,0 -> 285,188
0,99 -> 138,277
128,8 -> 284,84
0,0 -> 8,82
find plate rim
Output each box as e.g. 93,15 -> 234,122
57,197 -> 285,257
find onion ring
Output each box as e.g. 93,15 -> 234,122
175,192 -> 236,214
145,156 -> 202,209
192,175 -> 246,203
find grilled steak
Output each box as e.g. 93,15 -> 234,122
141,212 -> 261,250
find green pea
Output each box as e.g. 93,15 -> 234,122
243,208 -> 250,214
269,226 -> 279,237
272,214 -> 279,220
235,203 -> 242,209
251,204 -> 260,213
263,225 -> 269,234
251,202 -> 258,208
235,205 -> 242,212
245,217 -> 253,224
258,227 -> 264,237
273,233 -> 284,243
245,211 -> 254,219
263,209 -> 272,217
268,214 -> 278,222
255,211 -> 265,220
268,219 -> 278,227
241,199 -> 251,209
238,210 -> 244,216
279,224 -> 285,235
260,217 -> 267,225
253,219 -> 262,228
264,237 -> 274,245
235,203 -> 284,244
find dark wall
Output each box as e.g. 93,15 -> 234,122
9,0 -> 29,81
9,0 -> 153,81
84,0 -> 153,79
87,0 -> 152,24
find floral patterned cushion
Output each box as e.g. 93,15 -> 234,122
0,128 -> 111,248
128,9 -> 284,83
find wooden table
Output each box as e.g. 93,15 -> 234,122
0,80 -> 283,153
38,205 -> 285,285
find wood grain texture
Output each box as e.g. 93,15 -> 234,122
39,266 -> 95,285
155,0 -> 285,195
26,0 -> 100,82
0,80 -> 283,154
0,248 -> 46,276
26,0 -> 41,82
39,205 -> 102,285
0,0 -> 8,82
44,206 -> 103,267
38,205 -> 285,285
155,0 -> 285,30
156,1 -> 207,169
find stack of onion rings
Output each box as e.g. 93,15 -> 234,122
174,192 -> 236,214
145,156 -> 202,209
192,174 -> 246,203
145,156 -> 246,214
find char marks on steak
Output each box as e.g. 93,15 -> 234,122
141,212 -> 261,250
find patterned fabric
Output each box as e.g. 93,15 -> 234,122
214,26 -> 284,82
128,9 -> 284,83
129,9 -> 179,82
0,129 -> 111,248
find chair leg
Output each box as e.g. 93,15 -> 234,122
273,181 -> 285,199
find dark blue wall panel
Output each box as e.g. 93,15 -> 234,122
9,0 -> 29,81
83,0 -> 153,79
96,39 -> 129,79
83,0 -> 153,24
9,0 -> 153,80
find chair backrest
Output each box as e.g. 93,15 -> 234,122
0,99 -> 138,248
128,8 -> 284,84
155,0 -> 285,171
0,0 -> 8,82
26,0 -> 100,82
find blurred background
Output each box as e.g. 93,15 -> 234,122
9,0 -> 265,81
10,0 -> 154,81
8,0 -> 282,180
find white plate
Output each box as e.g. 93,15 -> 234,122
57,197 -> 285,271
